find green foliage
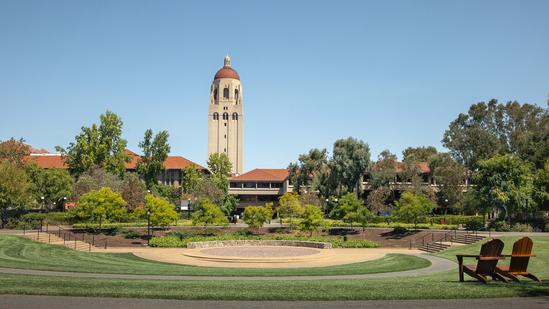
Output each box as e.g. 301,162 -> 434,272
344,207 -> 373,240
181,163 -> 201,194
191,177 -> 225,207
134,194 -> 177,229
118,229 -> 142,239
394,192 -> 435,230
298,205 -> 329,236
243,203 -> 274,234
402,146 -> 437,162
329,192 -> 362,220
0,137 -> 30,168
135,129 -> 170,189
74,187 -> 127,225
191,198 -> 229,234
533,158 -> 549,211
391,226 -> 410,235
328,137 -> 371,197
121,172 -> 147,210
474,154 -> 534,225
207,152 -> 232,176
152,184 -> 182,208
277,192 -> 304,230
428,153 -> 466,213
24,162 -> 74,209
56,110 -> 132,178
0,161 -> 33,214
288,148 -> 328,194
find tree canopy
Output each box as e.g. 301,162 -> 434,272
329,137 -> 371,198
207,152 -> 233,176
394,192 -> 435,230
192,198 -> 229,234
56,110 -> 132,178
135,129 -> 171,189
402,146 -> 437,162
0,137 -> 30,168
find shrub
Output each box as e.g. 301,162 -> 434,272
512,223 -> 529,232
391,226 -> 410,235
119,229 -> 141,239
489,220 -> 511,231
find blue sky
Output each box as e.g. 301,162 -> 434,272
1,0 -> 548,172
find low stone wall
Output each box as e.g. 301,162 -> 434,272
187,240 -> 332,249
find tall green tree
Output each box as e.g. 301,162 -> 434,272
181,163 -> 201,194
277,192 -> 304,230
207,152 -> 232,176
533,159 -> 549,211
134,194 -> 177,230
0,137 -> 30,168
25,162 -> 74,209
56,110 -> 132,178
135,129 -> 171,189
121,172 -> 147,210
243,203 -> 274,234
0,161 -> 33,219
428,153 -> 466,214
299,205 -> 329,237
394,192 -> 435,231
402,146 -> 437,162
72,166 -> 125,200
328,137 -> 370,198
288,148 -> 328,194
474,154 -> 535,226
329,192 -> 363,220
367,150 -> 398,213
73,187 -> 127,230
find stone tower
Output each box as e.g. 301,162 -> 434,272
207,55 -> 243,175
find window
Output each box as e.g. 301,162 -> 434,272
223,113 -> 228,120
257,183 -> 269,188
214,89 -> 218,100
232,113 -> 238,121
223,88 -> 229,99
244,182 -> 255,188
230,182 -> 242,188
271,182 -> 283,188
224,135 -> 226,138
213,113 -> 219,120
235,89 -> 239,101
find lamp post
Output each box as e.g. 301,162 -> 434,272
62,197 -> 67,212
52,202 -> 56,212
325,198 -> 329,215
41,197 -> 44,210
187,198 -> 191,219
147,211 -> 151,242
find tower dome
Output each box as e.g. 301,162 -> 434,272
214,54 -> 240,80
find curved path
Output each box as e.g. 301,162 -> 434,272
0,254 -> 456,281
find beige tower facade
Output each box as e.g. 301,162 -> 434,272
207,55 -> 243,175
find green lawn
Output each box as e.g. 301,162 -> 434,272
0,235 -> 428,276
0,235 -> 547,300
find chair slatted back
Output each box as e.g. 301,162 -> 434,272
476,238 -> 504,274
509,237 -> 533,273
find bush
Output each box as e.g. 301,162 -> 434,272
119,229 -> 142,239
489,221 -> 511,231
512,223 -> 529,232
391,226 -> 410,235
45,212 -> 74,225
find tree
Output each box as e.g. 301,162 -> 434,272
474,154 -> 534,226
299,205 -> 329,237
533,159 -> 549,211
243,203 -> 274,234
344,207 -> 372,240
56,110 -> 132,178
442,99 -> 549,172
72,166 -> 125,200
191,198 -> 229,234
121,172 -> 147,210
0,137 -> 30,168
153,184 -> 182,208
288,148 -> 328,194
207,152 -> 232,176
74,187 -> 127,231
328,137 -> 371,198
181,163 -> 201,194
367,150 -> 398,213
428,153 -> 466,214
0,161 -> 32,220
135,129 -> 171,189
402,146 -> 437,162
191,177 -> 225,207
298,189 -> 322,208
277,192 -> 304,230
330,192 -> 362,220
134,194 -> 177,230
394,192 -> 435,231
24,162 -> 74,210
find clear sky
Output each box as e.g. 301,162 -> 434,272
1,0 -> 548,172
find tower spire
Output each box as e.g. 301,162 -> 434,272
224,54 -> 231,68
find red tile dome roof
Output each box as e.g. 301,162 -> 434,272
214,54 -> 240,80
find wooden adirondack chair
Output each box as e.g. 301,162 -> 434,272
457,238 -> 508,284
495,236 -> 541,283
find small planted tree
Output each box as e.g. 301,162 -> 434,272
191,198 -> 229,234
394,192 -> 435,231
344,207 -> 373,240
75,187 -> 127,232
244,203 -> 274,234
277,192 -> 304,230
299,205 -> 329,237
134,194 -> 177,230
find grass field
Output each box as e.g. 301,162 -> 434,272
0,235 -> 547,300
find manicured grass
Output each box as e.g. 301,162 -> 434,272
0,235 -> 428,277
0,235 -> 547,300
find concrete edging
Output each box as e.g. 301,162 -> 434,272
186,240 -> 332,249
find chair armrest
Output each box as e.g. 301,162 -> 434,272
478,256 -> 505,261
511,254 -> 536,257
456,254 -> 479,258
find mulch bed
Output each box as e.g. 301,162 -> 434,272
62,226 -> 451,249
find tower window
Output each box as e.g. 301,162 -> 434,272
223,112 -> 228,120
223,88 -> 229,99
214,89 -> 218,100
232,113 -> 238,121
213,112 -> 219,120
235,89 -> 239,101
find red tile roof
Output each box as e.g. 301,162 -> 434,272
230,169 -> 289,182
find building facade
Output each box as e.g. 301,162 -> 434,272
207,55 -> 244,175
